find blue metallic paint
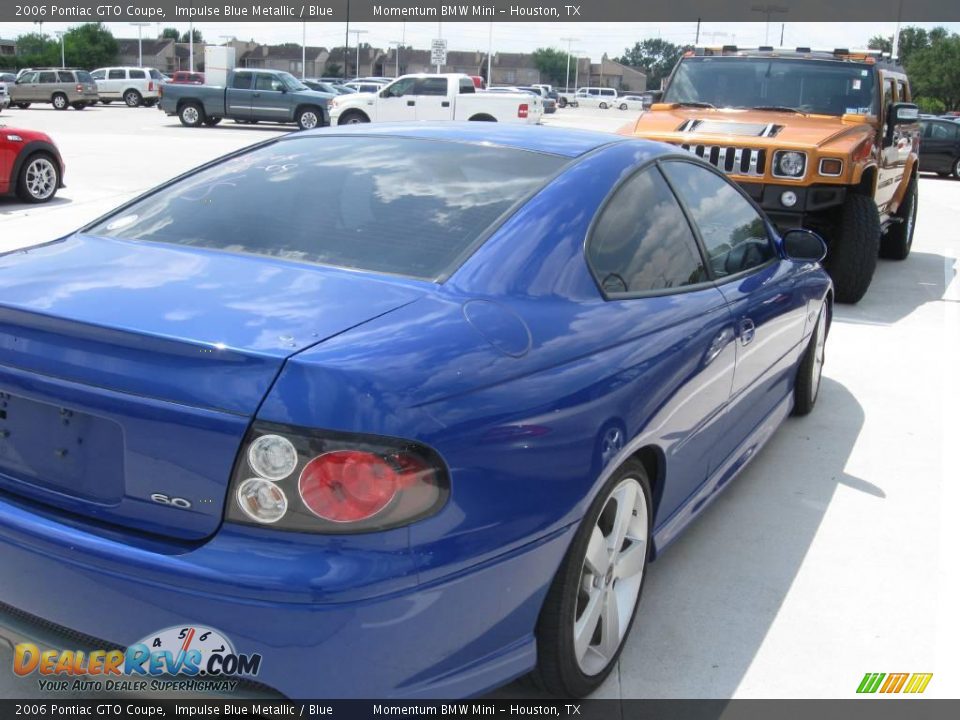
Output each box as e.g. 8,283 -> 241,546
0,124 -> 832,698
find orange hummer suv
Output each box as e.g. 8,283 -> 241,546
622,46 -> 921,303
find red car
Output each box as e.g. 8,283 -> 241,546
0,126 -> 65,203
169,71 -> 205,85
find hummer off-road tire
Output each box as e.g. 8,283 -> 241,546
823,193 -> 880,304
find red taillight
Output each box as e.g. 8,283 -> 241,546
148,81 -> 154,91
76,84 -> 82,92
299,450 -> 424,523
518,103 -> 529,119
158,85 -> 164,98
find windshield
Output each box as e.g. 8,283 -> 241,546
86,136 -> 567,281
278,72 -> 308,91
664,57 -> 877,116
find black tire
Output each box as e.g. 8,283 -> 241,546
619,103 -> 628,110
558,98 -> 568,108
15,103 -> 30,109
338,110 -> 369,125
101,99 -> 112,104
52,93 -> 68,110
178,102 -> 205,127
953,157 -> 960,179
296,106 -> 323,130
792,304 -> 828,416
124,89 -> 142,107
71,102 -> 87,110
144,98 -> 157,107
822,193 -> 880,304
532,459 -> 652,697
880,176 -> 917,260
203,117 -> 222,126
468,114 -> 496,122
599,102 -> 608,109
15,152 -> 60,204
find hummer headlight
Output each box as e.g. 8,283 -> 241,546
774,151 -> 807,178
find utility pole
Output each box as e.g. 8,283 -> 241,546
344,0 -> 351,80
189,21 -> 194,72
130,22 -> 151,67
54,30 -> 65,67
780,23 -> 785,46
695,18 -> 701,44
560,36 -> 579,92
750,4 -> 788,45
486,21 -> 493,87
302,22 -> 307,79
389,40 -> 401,77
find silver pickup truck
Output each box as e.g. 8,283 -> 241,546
158,69 -> 332,130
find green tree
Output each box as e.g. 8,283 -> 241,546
325,62 -> 342,76
61,23 -> 118,69
161,28 -> 180,40
532,47 -> 572,86
909,33 -> 960,110
616,38 -> 685,89
180,28 -> 203,44
13,31 -> 58,68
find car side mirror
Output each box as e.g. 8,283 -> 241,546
891,102 -> 919,124
781,228 -> 827,262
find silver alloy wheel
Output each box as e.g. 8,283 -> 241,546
599,102 -> 607,109
52,94 -> 67,109
182,106 -> 200,125
574,477 -> 647,676
810,308 -> 827,403
299,110 -> 319,129
24,157 -> 57,200
125,91 -> 140,107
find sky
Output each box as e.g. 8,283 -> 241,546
2,21 -> 959,60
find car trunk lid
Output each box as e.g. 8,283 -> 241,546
0,235 -> 424,539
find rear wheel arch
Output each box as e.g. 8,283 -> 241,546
338,109 -> 370,125
468,113 -> 497,122
630,445 -> 665,541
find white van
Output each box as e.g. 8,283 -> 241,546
90,67 -> 163,107
574,87 -> 619,109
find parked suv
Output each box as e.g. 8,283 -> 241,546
624,47 -> 920,302
572,87 -> 620,109
90,67 -> 163,107
9,68 -> 99,110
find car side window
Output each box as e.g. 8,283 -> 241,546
459,79 -> 475,94
108,69 -> 125,80
661,161 -> 774,278
897,79 -> 909,102
232,73 -> 253,90
587,167 -> 707,296
57,71 -> 73,82
91,70 -> 105,80
384,78 -> 416,97
129,69 -> 146,80
255,75 -> 283,91
20,72 -> 37,83
931,122 -> 957,140
416,78 -> 449,96
38,72 -> 56,83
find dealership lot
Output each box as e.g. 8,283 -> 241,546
0,105 -> 957,699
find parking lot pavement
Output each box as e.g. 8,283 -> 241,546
1,105 -> 958,700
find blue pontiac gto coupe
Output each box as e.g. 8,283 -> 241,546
0,124 -> 831,698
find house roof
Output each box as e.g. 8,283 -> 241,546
242,44 -> 327,61
116,38 -> 173,57
326,46 -> 381,64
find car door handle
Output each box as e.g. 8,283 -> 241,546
441,101 -> 450,107
705,327 -> 736,366
252,93 -> 261,98
738,318 -> 756,346
407,100 -> 415,106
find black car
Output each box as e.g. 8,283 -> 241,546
919,118 -> 960,178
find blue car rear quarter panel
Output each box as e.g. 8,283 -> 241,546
0,125 -> 832,698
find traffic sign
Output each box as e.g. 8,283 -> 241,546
431,38 -> 448,67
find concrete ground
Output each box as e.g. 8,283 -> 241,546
0,104 -> 957,699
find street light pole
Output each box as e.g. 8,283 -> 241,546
302,22 -> 307,79
750,4 -> 788,45
189,21 -> 194,72
54,30 -> 65,67
560,36 -> 579,92
130,22 -> 151,67
388,41 -> 401,77
350,30 -> 368,78
486,21 -> 493,87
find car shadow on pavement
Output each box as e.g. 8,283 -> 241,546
833,250 -> 951,327
158,122 -> 292,134
0,196 -> 72,214
493,376 -> 871,700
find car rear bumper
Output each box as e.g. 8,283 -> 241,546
0,490 -> 573,698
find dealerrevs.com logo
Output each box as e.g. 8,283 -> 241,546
13,625 -> 262,693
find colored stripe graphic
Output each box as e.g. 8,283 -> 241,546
880,673 -> 909,693
903,673 -> 933,694
857,673 -> 885,693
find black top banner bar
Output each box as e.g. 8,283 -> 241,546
1,0 -> 959,23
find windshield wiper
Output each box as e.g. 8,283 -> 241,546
675,101 -> 716,109
751,105 -> 808,115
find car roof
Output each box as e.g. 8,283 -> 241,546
296,123 -> 652,159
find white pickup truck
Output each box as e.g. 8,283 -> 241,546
329,73 -> 542,125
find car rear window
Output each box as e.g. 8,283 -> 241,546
76,71 -> 93,83
87,136 -> 567,281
